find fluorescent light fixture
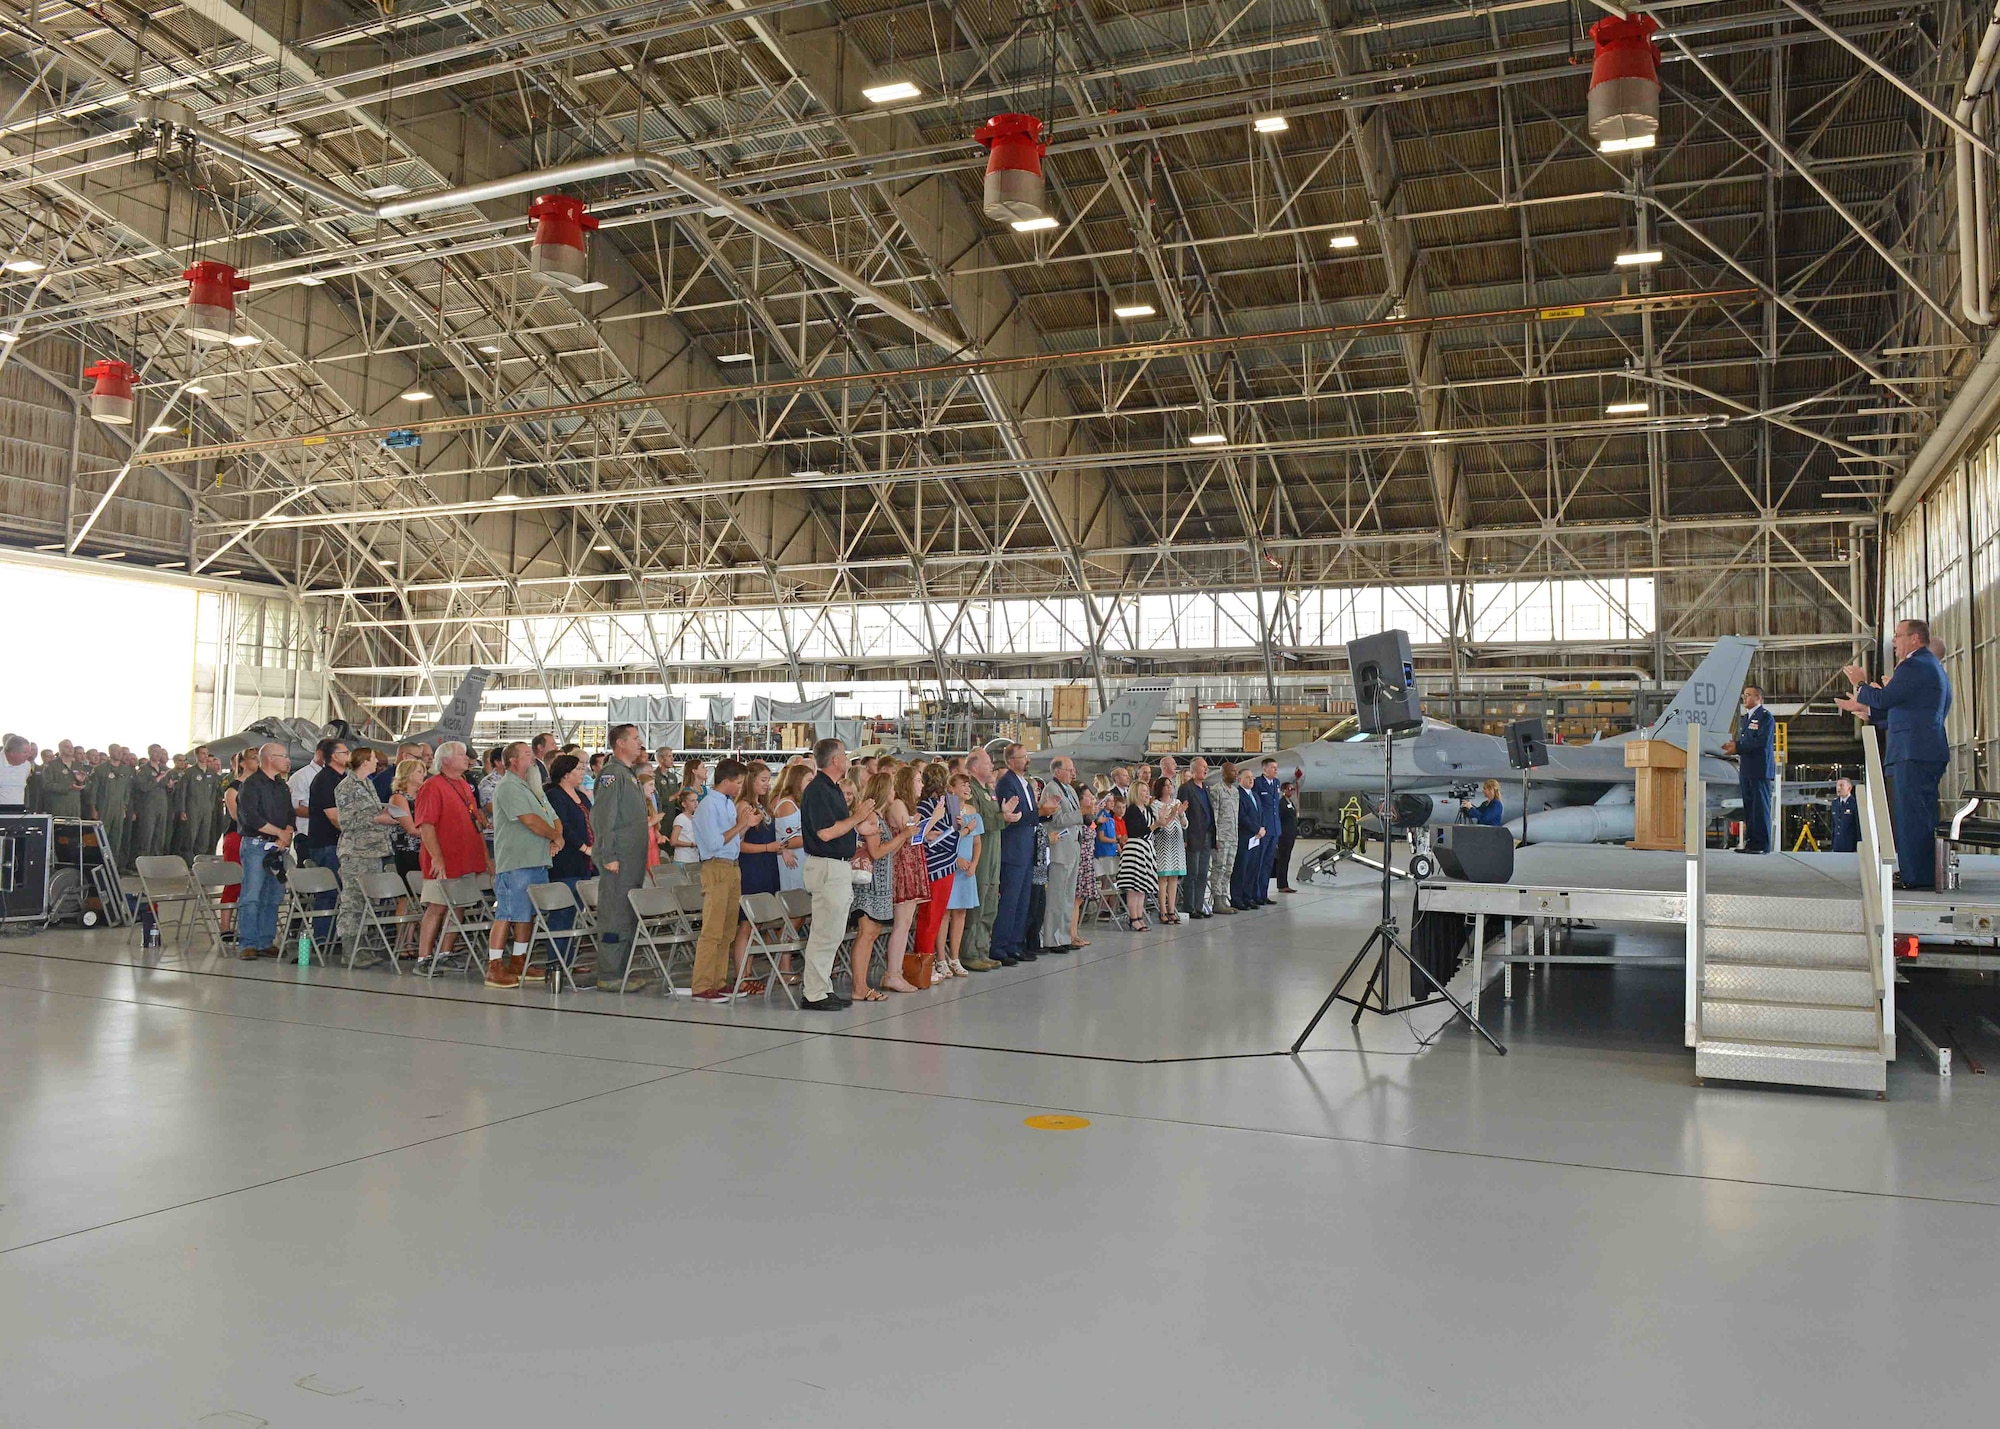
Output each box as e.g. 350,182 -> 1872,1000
156,558 -> 183,568
1599,134 -> 1656,154
213,568 -> 241,577
570,280 -> 608,293
296,273 -> 326,286
1253,114 -> 1289,134
702,205 -> 730,218
1113,303 -> 1156,319
1605,401 -> 1649,415
1614,249 -> 1664,267
184,383 -> 209,395
792,469 -> 825,479
492,491 -> 522,503
362,182 -> 409,198
251,125 -> 302,145
1855,405 -> 1928,416
3,257 -> 44,273
1011,215 -> 1059,232
1329,233 -> 1361,250
592,543 -> 615,552
227,333 -> 262,347
33,542 -> 63,551
477,343 -> 502,354
717,351 -> 755,363
1188,431 -> 1228,446
0,331 -> 18,343
863,80 -> 921,103
147,423 -> 178,434
97,550 -> 127,560
400,388 -> 433,402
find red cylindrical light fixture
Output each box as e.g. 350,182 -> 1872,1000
183,260 -> 249,343
1587,14 -> 1661,149
974,113 -> 1047,223
527,194 -> 599,290
84,358 -> 137,425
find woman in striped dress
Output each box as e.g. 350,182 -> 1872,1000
1114,791 -> 1158,931
913,763 -> 961,980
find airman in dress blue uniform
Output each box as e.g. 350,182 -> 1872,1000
1828,777 -> 1860,854
1722,685 -> 1777,854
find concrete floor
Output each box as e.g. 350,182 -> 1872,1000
3,870 -> 1998,1425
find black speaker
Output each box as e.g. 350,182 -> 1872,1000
1505,716 -> 1549,771
0,813 -> 52,923
1347,630 -> 1422,733
1435,824 -> 1516,884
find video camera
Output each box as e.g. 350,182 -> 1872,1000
262,847 -> 290,882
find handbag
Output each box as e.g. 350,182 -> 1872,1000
901,951 -> 933,989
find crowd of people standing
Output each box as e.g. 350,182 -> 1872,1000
0,725 -> 1307,1009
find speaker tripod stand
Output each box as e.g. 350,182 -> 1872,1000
1290,702 -> 1506,1056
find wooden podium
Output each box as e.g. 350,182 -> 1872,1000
1625,740 -> 1688,851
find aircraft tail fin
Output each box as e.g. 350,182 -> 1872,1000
1057,682 -> 1174,761
410,667 -> 491,746
1645,637 -> 1756,750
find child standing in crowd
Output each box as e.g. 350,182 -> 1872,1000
670,788 -> 700,864
943,771 -> 981,977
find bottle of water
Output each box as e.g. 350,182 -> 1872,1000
297,930 -> 311,966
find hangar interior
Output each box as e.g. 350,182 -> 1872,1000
3,1 -> 2000,1423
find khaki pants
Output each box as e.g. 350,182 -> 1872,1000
802,856 -> 850,1002
691,859 -> 741,994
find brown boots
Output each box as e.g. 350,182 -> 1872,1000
484,952 -> 523,988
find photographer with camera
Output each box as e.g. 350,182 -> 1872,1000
234,742 -> 297,960
1458,778 -> 1505,828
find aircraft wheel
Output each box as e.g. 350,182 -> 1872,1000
1408,852 -> 1439,881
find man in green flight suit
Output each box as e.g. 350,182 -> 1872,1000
89,746 -> 133,871
39,741 -> 85,820
130,745 -> 174,862
179,747 -> 223,860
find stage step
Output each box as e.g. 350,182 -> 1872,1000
1695,1038 -> 1887,1095
1696,898 -> 1885,1095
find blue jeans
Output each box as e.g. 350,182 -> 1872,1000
238,837 -> 283,950
305,844 -> 340,941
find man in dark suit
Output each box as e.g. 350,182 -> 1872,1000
1722,685 -> 1777,854
991,742 -> 1037,964
1839,618 -> 1952,889
1179,757 -> 1215,917
1230,769 -> 1265,910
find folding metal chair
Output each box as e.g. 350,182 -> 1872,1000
276,864 -> 340,963
352,869 -> 422,972
1095,856 -> 1132,930
423,874 -> 493,980
131,855 -> 223,957
736,890 -> 803,1007
190,856 -> 241,947
405,868 -> 426,901
620,885 -> 694,994
527,881 -> 592,993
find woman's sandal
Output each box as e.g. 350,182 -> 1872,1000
852,986 -> 888,1001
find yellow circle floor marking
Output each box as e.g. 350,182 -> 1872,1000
1024,1114 -> 1091,1131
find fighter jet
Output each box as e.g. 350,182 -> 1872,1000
984,682 -> 1176,778
197,667 -> 492,767
1275,639 -> 1759,845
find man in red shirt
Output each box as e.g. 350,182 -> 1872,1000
414,741 -> 490,968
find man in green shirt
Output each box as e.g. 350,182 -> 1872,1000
179,747 -> 223,860
130,746 -> 173,861
960,747 -> 1004,971
40,743 -> 85,819
89,747 -> 133,870
487,740 -> 562,989
652,746 -> 680,820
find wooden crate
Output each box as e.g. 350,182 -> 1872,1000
1051,684 -> 1090,729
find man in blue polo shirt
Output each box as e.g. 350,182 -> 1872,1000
1840,618 -> 1952,889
